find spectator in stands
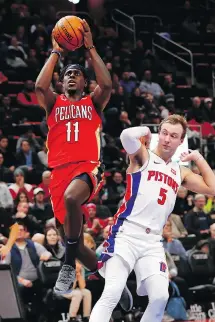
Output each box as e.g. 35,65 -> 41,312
144,92 -> 161,117
13,202 -> 42,236
187,96 -> 204,122
9,168 -> 34,201
3,223 -> 51,315
202,98 -> 215,123
170,214 -> 188,238
129,87 -> 145,117
110,86 -> 128,111
0,95 -> 13,127
132,107 -> 148,126
119,111 -> 131,129
139,69 -> 164,98
16,129 -> 41,153
85,203 -> 103,238
16,139 -> 42,177
185,194 -> 213,238
43,227 -> 65,261
162,74 -> 176,94
63,261 -> 92,322
26,48 -> 40,76
38,170 -> 51,202
106,171 -> 126,208
14,190 -> 32,208
31,187 -> 53,224
0,153 -> 13,182
119,71 -> 136,96
6,48 -> 27,69
173,186 -> 193,217
37,141 -> 48,168
16,25 -> 28,46
163,219 -> 187,258
0,181 -> 14,210
17,80 -> 39,107
8,36 -> 28,61
0,135 -> 16,170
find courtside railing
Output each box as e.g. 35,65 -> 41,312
111,9 -> 136,48
152,33 -> 195,86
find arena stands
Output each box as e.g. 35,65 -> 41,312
1,0 -> 215,321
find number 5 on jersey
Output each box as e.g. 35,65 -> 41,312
158,188 -> 167,205
66,121 -> 79,142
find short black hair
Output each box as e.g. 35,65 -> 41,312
60,64 -> 87,81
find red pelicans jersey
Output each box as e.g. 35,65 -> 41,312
47,94 -> 102,168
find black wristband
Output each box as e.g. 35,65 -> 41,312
51,50 -> 61,58
86,45 -> 95,51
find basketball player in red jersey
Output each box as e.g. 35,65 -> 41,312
35,19 -> 132,310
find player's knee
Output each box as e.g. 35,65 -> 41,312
149,288 -> 169,307
102,285 -> 123,307
64,190 -> 78,208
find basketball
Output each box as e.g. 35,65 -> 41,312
53,15 -> 84,51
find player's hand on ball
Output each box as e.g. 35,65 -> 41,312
79,19 -> 93,48
51,33 -> 64,53
180,149 -> 203,163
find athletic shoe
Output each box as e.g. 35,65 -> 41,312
119,285 -> 133,312
54,264 -> 76,295
162,312 -> 175,322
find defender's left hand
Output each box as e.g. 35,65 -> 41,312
180,149 -> 202,163
79,19 -> 93,48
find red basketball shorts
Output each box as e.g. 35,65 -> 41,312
49,161 -> 103,224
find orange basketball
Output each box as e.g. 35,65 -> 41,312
53,15 -> 84,51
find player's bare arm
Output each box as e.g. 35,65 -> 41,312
180,149 -> 215,195
80,19 -> 112,111
120,126 -> 152,172
35,36 -> 64,114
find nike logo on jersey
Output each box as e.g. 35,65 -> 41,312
154,161 -> 161,164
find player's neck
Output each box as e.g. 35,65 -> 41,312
65,91 -> 83,102
153,146 -> 172,163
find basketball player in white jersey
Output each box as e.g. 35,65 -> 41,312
89,114 -> 215,322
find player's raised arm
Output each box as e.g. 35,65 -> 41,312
35,36 -> 64,114
120,126 -> 151,166
80,19 -> 112,111
180,150 -> 215,195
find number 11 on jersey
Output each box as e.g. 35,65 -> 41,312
66,121 -> 79,143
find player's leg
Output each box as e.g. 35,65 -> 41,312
89,255 -> 130,322
55,174 -> 93,294
134,253 -> 169,322
140,275 -> 169,322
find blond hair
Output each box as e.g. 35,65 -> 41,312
159,114 -> 187,139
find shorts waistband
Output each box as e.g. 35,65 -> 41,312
125,219 -> 161,235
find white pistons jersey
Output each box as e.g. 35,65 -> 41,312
114,150 -> 181,235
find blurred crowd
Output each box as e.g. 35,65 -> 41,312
1,0 -> 215,322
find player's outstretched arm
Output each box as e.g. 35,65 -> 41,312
35,35 -> 63,114
120,126 -> 151,167
180,150 -> 215,195
80,19 -> 112,111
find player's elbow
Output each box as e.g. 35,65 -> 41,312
120,128 -> 130,143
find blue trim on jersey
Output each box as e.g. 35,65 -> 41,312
100,172 -> 141,260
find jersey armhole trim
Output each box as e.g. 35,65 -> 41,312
127,149 -> 150,174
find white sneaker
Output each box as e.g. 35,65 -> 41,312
162,312 -> 175,322
54,264 -> 76,295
